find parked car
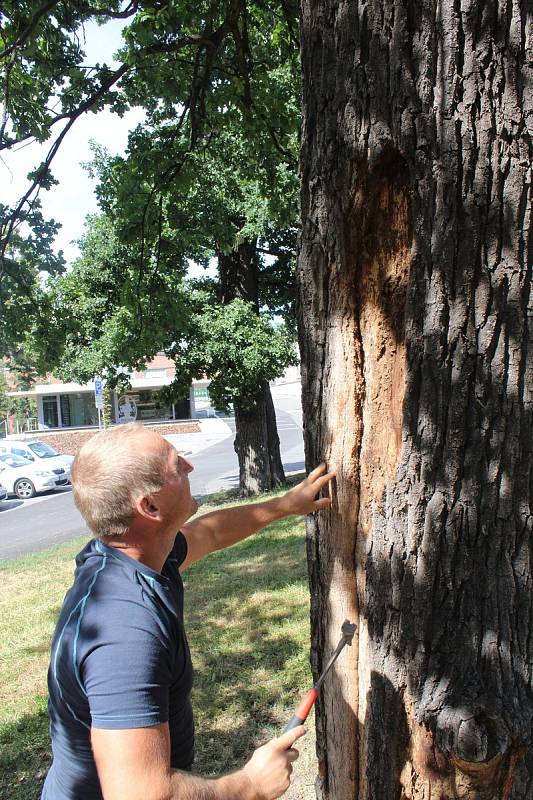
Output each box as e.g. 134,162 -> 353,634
0,481 -> 7,502
0,439 -> 74,480
0,454 -> 69,499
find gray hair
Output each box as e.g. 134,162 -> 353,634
71,423 -> 169,538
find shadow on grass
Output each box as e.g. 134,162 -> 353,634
21,605 -> 64,656
23,641 -> 52,656
187,517 -> 311,772
0,706 -> 51,800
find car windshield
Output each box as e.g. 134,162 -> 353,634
28,442 -> 59,458
0,454 -> 31,468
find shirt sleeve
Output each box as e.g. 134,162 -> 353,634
82,604 -> 173,730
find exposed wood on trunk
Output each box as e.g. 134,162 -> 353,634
298,0 -> 532,798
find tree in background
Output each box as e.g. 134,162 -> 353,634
0,349 -> 38,433
2,0 -> 300,495
86,103 -> 298,491
1,0 -> 297,417
298,1 -> 532,797
0,201 -> 64,355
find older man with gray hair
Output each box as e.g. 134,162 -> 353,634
42,422 -> 335,800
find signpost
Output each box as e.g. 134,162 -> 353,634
94,378 -> 104,429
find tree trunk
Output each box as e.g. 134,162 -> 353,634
219,241 -> 260,313
265,380 -> 286,485
234,380 -> 286,496
218,243 -> 286,494
298,1 -> 531,798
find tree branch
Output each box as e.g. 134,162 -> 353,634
0,59 -> 131,150
0,61 -> 130,273
0,1 -> 139,60
75,1 -> 139,20
0,1 -> 62,60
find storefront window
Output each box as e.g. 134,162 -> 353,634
117,389 -> 175,422
60,393 -> 98,427
42,396 -> 59,428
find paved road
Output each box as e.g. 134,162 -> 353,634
0,407 -> 304,561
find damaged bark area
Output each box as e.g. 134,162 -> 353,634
402,704 -> 527,800
352,154 -> 411,540
298,0 -> 532,798
353,151 -> 412,800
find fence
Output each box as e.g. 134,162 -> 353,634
0,417 -> 39,437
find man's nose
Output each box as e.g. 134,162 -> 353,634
178,454 -> 194,473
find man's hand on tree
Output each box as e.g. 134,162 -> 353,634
278,464 -> 336,516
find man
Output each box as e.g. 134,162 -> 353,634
42,422 -> 335,800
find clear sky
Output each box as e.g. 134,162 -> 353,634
1,19 -> 144,265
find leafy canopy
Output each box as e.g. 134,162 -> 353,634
1,0 -> 300,367
166,295 -> 297,410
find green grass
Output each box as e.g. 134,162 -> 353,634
0,484 -> 317,800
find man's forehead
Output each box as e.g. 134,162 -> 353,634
136,428 -> 167,452
167,442 -> 179,459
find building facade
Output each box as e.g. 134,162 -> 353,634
7,356 -> 208,430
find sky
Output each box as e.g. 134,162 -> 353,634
1,19 -> 144,265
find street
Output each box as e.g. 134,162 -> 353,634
0,397 -> 304,560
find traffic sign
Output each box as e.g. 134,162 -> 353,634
94,378 -> 104,409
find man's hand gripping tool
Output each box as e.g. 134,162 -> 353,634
283,620 -> 357,732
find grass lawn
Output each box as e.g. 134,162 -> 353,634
0,486 -> 317,799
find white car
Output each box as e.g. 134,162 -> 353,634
0,439 -> 74,480
0,481 -> 7,502
0,453 -> 69,499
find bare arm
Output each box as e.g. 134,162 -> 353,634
179,464 -> 335,571
91,723 -> 305,800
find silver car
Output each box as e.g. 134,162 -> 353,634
0,453 -> 68,499
0,439 -> 74,480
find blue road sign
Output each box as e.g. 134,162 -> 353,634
94,378 -> 104,409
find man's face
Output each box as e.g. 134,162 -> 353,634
156,443 -> 198,528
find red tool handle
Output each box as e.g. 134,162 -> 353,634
283,688 -> 318,732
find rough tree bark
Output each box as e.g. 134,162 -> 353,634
297,1 -> 532,798
218,242 -> 286,495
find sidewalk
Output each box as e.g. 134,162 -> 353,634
164,417 -> 233,457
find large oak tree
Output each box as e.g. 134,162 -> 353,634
298,1 -> 532,798
2,2 -> 532,796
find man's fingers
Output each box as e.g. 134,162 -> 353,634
276,725 -> 307,751
306,463 -> 328,482
310,471 -> 336,493
313,497 -> 332,510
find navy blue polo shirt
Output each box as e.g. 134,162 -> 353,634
41,534 -> 193,800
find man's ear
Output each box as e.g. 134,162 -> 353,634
135,494 -> 164,522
